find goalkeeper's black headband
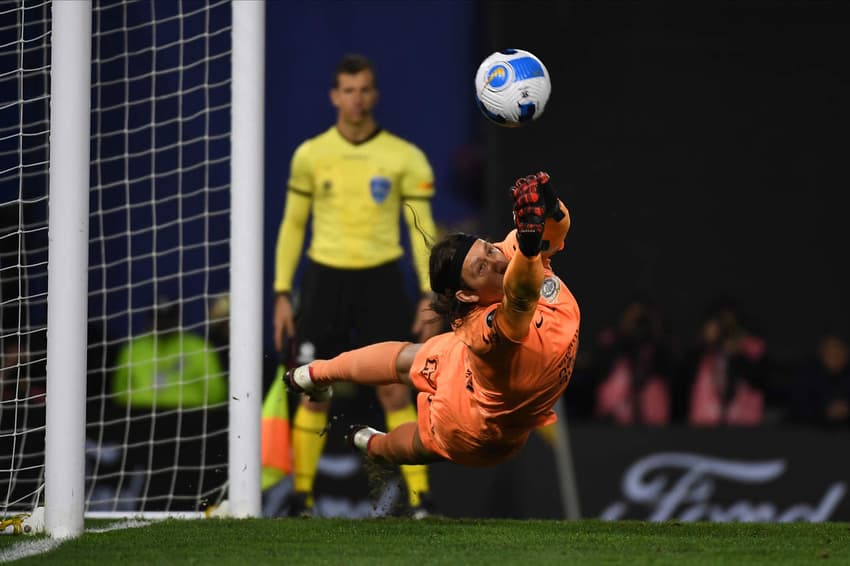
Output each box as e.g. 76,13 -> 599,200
431,234 -> 478,295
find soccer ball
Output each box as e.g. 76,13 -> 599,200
474,49 -> 551,127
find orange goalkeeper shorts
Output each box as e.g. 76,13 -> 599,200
409,332 -> 527,467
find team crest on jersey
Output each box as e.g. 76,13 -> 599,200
540,276 -> 561,304
370,176 -> 391,203
419,357 -> 438,389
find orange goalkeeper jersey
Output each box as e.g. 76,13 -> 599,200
410,208 -> 580,467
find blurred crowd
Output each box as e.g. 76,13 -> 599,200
562,296 -> 850,428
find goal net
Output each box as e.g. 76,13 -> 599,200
1,0 -> 255,521
0,0 -> 52,517
86,0 -> 233,514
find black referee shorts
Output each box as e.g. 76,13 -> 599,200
294,259 -> 415,362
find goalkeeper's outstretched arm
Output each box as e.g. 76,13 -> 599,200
495,172 -> 569,342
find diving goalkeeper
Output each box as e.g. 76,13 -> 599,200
286,172 -> 580,467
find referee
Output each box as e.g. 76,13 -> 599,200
272,54 -> 442,517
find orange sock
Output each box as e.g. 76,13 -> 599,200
310,341 -> 409,386
368,422 -> 422,465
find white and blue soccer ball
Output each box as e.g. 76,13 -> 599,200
474,49 -> 551,127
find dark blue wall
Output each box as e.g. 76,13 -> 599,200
88,1 -> 232,338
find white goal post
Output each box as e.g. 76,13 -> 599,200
44,0 -> 92,539
0,0 -> 264,538
228,0 -> 264,519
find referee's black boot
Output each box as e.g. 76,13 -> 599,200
285,491 -> 313,518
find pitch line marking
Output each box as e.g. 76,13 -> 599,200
0,519 -> 153,562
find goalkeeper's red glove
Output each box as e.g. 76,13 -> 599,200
535,171 -> 565,221
511,174 -> 546,257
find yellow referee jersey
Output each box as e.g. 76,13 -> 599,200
274,126 -> 437,294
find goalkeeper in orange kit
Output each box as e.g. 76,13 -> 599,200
286,172 -> 580,467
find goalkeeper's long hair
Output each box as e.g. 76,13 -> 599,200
428,234 -> 480,328
406,203 -> 479,329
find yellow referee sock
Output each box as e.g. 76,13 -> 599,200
292,404 -> 328,506
385,404 -> 429,507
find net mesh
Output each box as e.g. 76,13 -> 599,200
1,0 -> 233,516
0,0 -> 52,515
87,0 -> 232,512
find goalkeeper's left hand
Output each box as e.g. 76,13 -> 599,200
535,171 -> 565,221
511,174 -> 546,257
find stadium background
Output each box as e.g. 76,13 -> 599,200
255,1 -> 850,520
4,0 -> 846,522
263,1 -> 849,364
75,0 -> 849,365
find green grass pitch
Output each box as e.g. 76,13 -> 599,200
1,518 -> 848,565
